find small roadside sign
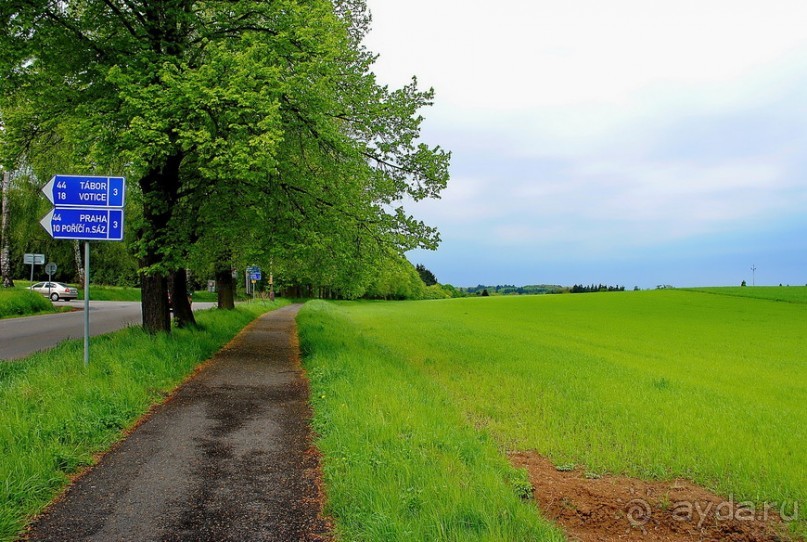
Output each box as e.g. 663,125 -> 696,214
24,253 -> 45,265
45,262 -> 58,275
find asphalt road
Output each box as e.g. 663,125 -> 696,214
0,301 -> 216,361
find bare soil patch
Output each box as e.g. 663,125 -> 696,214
510,451 -> 798,542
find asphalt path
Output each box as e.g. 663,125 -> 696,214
0,301 -> 216,361
23,304 -> 331,541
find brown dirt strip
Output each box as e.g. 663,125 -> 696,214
511,451 -> 798,542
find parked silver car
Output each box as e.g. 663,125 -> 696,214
29,282 -> 79,301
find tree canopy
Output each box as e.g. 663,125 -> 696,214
0,0 -> 450,331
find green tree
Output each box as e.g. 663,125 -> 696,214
415,263 -> 438,286
1,1 -> 448,332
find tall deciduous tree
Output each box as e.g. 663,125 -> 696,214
1,0 -> 449,331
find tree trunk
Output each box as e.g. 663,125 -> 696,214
216,265 -> 235,310
1,170 -> 14,288
170,268 -> 196,328
138,152 -> 183,334
141,272 -> 171,333
73,240 -> 84,284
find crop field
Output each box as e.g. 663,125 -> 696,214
299,289 -> 806,540
688,285 -> 807,304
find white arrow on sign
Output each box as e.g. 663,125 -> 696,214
39,209 -> 55,236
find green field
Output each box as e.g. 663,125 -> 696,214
688,285 -> 807,304
299,289 -> 806,540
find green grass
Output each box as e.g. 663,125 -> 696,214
687,285 -> 807,304
0,289 -> 56,319
299,301 -> 565,542
0,299 -> 289,541
10,280 -> 239,302
299,290 -> 806,539
75,284 -> 142,301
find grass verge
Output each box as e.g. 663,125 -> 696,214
0,289 -> 56,319
9,281 -> 243,303
0,299 -> 289,541
298,300 -> 565,541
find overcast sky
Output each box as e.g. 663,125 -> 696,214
364,0 -> 807,288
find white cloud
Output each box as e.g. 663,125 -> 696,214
369,0 -> 807,284
366,0 -> 807,112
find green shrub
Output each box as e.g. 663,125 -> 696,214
0,289 -> 54,319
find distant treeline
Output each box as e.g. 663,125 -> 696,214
569,284 -> 626,293
463,284 -> 564,296
456,283 -> 629,296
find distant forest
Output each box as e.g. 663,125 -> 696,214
569,284 -> 626,293
460,284 -> 627,296
463,284 -> 563,296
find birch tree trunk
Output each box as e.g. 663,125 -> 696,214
1,170 -> 14,288
73,240 -> 85,284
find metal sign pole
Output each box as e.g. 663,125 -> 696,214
37,174 -> 125,368
84,241 -> 90,367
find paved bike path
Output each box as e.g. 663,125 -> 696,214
23,304 -> 331,541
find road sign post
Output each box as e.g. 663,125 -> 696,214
40,174 -> 126,366
84,242 -> 90,367
24,253 -> 45,281
45,262 -> 57,297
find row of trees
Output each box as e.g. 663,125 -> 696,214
464,284 -> 564,295
569,284 -> 626,293
0,0 -> 450,332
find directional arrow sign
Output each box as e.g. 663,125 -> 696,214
40,208 -> 124,241
42,175 -> 125,208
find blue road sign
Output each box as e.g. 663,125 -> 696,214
43,175 -> 125,208
40,208 -> 125,241
250,272 -> 262,281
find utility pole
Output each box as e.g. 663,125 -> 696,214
751,265 -> 757,286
